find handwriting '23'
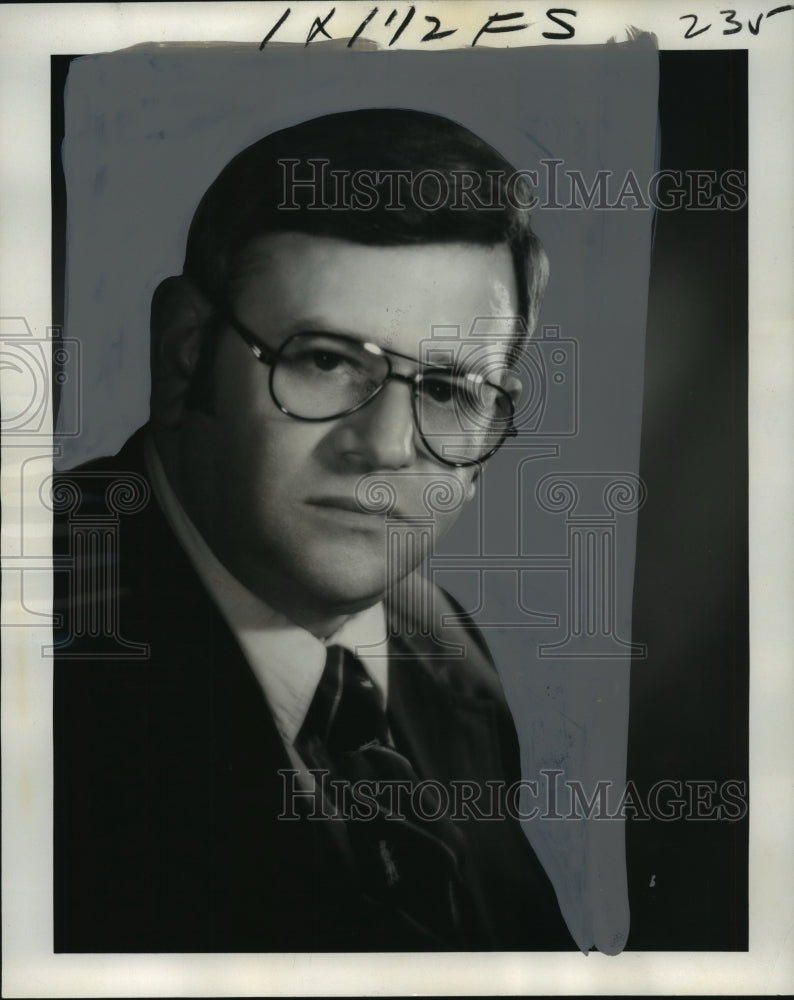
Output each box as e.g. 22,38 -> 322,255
680,4 -> 792,38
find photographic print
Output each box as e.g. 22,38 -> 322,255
1,2 -> 790,996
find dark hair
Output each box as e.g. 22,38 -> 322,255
185,108 -> 547,326
182,109 -> 548,408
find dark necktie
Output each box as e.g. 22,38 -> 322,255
296,644 -> 468,947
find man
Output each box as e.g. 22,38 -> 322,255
53,109 -> 572,952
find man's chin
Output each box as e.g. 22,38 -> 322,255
251,558 -> 390,620
300,574 -> 389,615
238,534 -> 423,620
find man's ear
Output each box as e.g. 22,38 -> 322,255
150,276 -> 212,427
465,467 -> 480,502
503,372 -> 523,408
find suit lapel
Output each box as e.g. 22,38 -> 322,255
110,439 -> 362,899
385,575 -> 505,788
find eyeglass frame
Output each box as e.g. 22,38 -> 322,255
218,307 -> 519,468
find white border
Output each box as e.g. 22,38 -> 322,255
1,2 -> 792,995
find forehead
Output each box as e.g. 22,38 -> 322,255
229,233 -> 520,360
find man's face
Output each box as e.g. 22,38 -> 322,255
178,233 -> 518,627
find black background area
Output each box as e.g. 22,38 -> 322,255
51,48 -> 749,951
627,49 -> 748,950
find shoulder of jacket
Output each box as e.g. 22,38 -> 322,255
50,428 -> 152,519
388,571 -> 506,704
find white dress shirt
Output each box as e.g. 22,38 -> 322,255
144,435 -> 389,767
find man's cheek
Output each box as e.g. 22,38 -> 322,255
432,507 -> 465,543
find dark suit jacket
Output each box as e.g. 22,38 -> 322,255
53,429 -> 571,952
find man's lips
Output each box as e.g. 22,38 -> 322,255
305,496 -> 407,520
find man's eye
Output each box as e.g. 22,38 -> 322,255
423,378 -> 455,404
310,350 -> 344,372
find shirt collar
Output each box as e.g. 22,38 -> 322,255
143,433 -> 389,746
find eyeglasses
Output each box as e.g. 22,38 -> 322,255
223,311 -> 518,468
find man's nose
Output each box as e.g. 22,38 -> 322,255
333,379 -> 417,471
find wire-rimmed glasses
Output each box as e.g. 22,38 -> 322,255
223,311 -> 518,468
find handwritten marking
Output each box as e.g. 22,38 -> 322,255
681,4 -> 793,38
543,8 -> 577,39
680,12 -> 711,37
305,7 -> 336,47
388,6 -> 416,46
422,14 -> 457,42
348,6 -> 379,47
259,6 -> 290,49
257,6 -> 581,49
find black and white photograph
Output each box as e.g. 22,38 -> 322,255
0,2 -> 791,996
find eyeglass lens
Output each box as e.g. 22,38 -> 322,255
272,333 -> 513,463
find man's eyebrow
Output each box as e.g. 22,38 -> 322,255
277,317 -> 372,342
259,316 -> 516,382
273,318 -> 445,370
